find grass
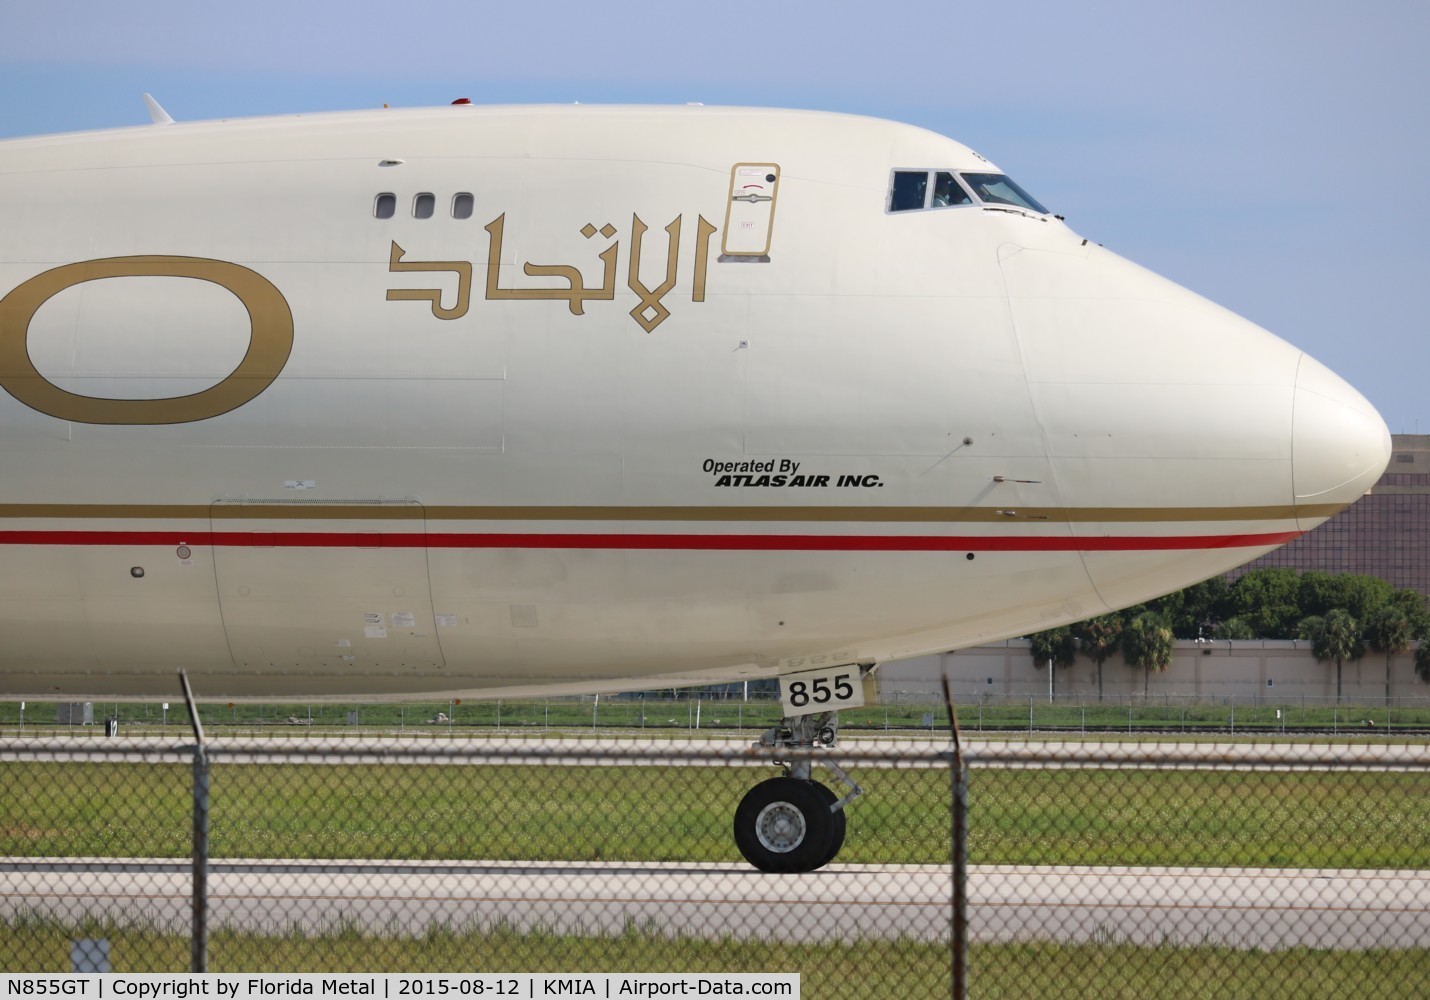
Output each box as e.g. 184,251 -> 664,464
2,916 -> 1426,998
966,769 -> 1430,868
1,762 -> 1426,869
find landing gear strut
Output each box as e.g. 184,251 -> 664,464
733,710 -> 862,873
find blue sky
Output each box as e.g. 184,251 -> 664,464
4,0 -> 1426,431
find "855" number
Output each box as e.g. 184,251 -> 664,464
781,666 -> 864,715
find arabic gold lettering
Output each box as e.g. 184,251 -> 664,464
386,242 -> 473,320
693,215 -> 717,303
520,261 -> 591,314
484,216 -> 619,315
595,242 -> 619,304
483,215 -> 516,301
481,213 -> 711,329
627,214 -> 682,333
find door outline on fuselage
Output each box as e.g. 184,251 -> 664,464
210,498 -> 446,675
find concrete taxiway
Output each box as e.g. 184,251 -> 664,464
3,858 -> 1424,950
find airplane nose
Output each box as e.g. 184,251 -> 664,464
1292,353 -> 1391,518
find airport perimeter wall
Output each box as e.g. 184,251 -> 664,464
880,638 -> 1428,704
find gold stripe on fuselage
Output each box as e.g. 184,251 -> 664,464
0,503 -> 1341,523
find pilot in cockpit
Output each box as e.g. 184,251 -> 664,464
932,172 -> 968,207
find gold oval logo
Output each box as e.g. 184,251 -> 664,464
0,256 -> 293,424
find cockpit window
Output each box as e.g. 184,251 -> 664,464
889,169 -> 1045,215
889,171 -> 929,212
932,171 -> 972,208
959,173 -> 1048,214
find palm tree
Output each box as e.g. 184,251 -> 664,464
1364,604 -> 1415,707
1305,608 -> 1364,702
1124,611 -> 1175,696
1073,614 -> 1124,703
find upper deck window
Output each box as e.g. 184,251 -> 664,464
960,173 -> 1049,215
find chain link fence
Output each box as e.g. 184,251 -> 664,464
1,733 -> 1426,998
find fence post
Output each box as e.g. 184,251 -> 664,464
179,672 -> 209,974
941,676 -> 968,1000
951,749 -> 967,999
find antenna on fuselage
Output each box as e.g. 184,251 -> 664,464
143,93 -> 175,125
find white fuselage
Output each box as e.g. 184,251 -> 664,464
0,105 -> 1390,700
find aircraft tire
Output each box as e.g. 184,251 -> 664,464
733,776 -> 834,873
812,780 -> 847,868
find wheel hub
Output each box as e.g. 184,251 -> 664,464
754,800 -> 807,853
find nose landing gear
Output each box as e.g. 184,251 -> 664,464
733,710 -> 862,873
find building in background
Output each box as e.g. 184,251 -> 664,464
878,639 -> 1425,705
1231,434 -> 1430,595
